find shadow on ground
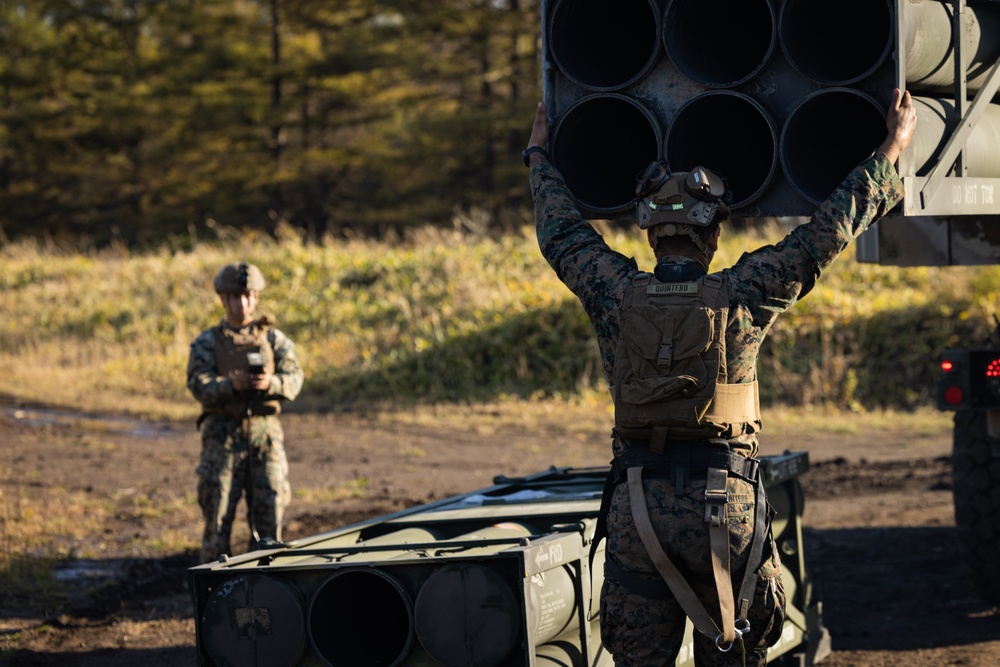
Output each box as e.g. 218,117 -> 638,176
805,524 -> 1000,653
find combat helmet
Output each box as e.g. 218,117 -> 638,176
635,161 -> 730,253
213,262 -> 266,293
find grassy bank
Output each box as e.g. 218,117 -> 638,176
0,221 -> 996,419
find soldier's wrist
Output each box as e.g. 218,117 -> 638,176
523,145 -> 548,168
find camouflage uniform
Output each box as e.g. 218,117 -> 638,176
531,154 -> 903,665
187,321 -> 304,564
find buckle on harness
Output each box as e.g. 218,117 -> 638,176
704,466 -> 728,527
704,486 -> 728,503
705,502 -> 725,528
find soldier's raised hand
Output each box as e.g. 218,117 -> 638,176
879,88 -> 917,165
524,102 -> 550,168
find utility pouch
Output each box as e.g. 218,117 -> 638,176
614,273 -> 728,432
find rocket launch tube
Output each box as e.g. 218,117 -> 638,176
332,527 -> 442,562
414,562 -> 525,667
308,523 -> 533,667
548,0 -> 661,91
308,568 -> 414,667
778,0 -> 1000,93
780,88 -> 887,205
782,91 -> 1000,207
903,0 -> 1000,95
550,93 -> 662,215
535,617 -> 609,666
779,0 -> 893,85
664,91 -> 778,209
661,0 -> 776,88
909,95 -> 1000,176
200,574 -> 308,667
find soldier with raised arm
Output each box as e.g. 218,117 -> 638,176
524,89 -> 916,665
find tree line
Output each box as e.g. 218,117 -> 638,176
0,0 -> 542,245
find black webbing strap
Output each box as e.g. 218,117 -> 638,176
589,464 -> 616,577
587,443 -> 760,579
616,445 -> 760,484
736,473 -> 771,621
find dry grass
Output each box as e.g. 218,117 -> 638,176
370,392 -> 952,440
0,486 -> 200,561
0,481 -> 201,608
1,222 -> 996,416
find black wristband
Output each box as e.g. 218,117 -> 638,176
522,145 -> 548,167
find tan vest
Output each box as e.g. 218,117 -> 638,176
613,272 -> 759,440
214,322 -> 281,417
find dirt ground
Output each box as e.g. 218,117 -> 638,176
2,397 -> 1000,667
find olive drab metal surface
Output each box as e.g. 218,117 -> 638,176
539,0 -> 1000,266
189,457 -> 825,667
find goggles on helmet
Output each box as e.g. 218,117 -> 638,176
634,161 -> 731,231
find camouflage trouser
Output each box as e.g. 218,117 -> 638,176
196,415 -> 291,564
601,474 -> 786,667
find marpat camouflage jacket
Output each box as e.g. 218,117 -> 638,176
187,321 -> 305,410
531,154 -> 904,454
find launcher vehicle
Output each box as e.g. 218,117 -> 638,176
189,454 -> 825,667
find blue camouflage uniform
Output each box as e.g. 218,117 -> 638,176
531,153 -> 903,666
187,320 -> 304,563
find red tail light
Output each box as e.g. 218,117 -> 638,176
944,386 -> 964,405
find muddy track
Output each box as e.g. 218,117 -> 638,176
802,455 -> 954,498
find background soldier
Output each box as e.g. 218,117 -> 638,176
187,262 -> 305,564
524,89 -> 916,666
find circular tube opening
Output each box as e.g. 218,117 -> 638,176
663,0 -> 776,87
779,0 -> 892,85
200,575 -> 307,667
309,569 -> 414,667
414,563 -> 520,667
549,0 -> 661,91
664,91 -> 777,210
551,94 -> 662,215
780,89 -> 886,205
